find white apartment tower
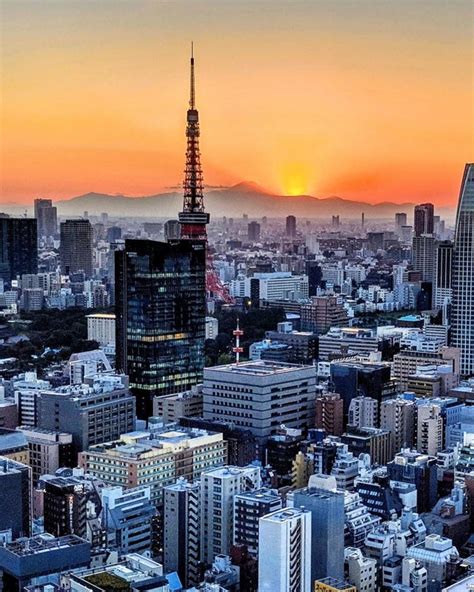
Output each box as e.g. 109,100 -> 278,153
258,507 -> 312,592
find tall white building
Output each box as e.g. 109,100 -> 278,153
451,163 -> 474,376
348,396 -> 378,429
86,313 -> 116,346
258,507 -> 312,592
200,465 -> 261,563
416,402 -> 443,456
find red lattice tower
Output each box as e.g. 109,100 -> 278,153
178,44 -> 233,303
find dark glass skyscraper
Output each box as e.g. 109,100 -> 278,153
34,198 -> 57,238
414,202 -> 434,236
0,217 -> 38,286
115,239 -> 206,418
59,219 -> 93,277
451,163 -> 474,377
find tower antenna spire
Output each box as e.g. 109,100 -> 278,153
190,41 -> 195,109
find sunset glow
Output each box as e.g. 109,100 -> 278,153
1,1 -> 473,207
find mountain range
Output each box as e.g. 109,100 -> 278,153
0,182 -> 455,220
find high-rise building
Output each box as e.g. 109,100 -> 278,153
258,507 -> 312,592
163,478 -> 201,588
164,219 -> 180,240
315,392 -> 344,436
434,240 -> 453,309
0,217 -> 37,286
286,215 -> 297,237
43,477 -> 87,538
412,234 -> 436,283
414,203 -> 434,236
200,465 -> 261,563
305,260 -> 323,296
300,295 -> 348,334
34,198 -> 57,238
59,219 -> 93,277
451,163 -> 474,376
395,212 -> 407,236
248,221 -> 261,242
416,402 -> 443,456
115,239 -> 206,418
0,457 -> 31,539
387,449 -> 437,513
348,396 -> 378,429
101,485 -> 156,556
293,476 -> 345,582
233,488 -> 282,557
203,360 -> 316,453
380,398 -> 415,455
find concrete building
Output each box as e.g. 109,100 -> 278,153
314,577 -> 356,592
416,402 -> 444,456
152,384 -> 203,423
344,547 -> 378,592
203,360 -> 316,453
293,475 -> 345,582
20,428 -> 73,485
101,485 -> 156,556
38,374 -> 136,455
43,477 -> 88,538
59,219 -> 93,277
344,492 -> 381,549
300,295 -> 348,334
380,398 -> 415,454
258,507 -> 312,592
319,328 -> 379,361
342,427 -> 392,466
387,450 -> 437,513
200,465 -> 261,563
205,316 -> 219,340
315,392 -> 344,436
163,478 -> 201,588
407,534 -> 460,590
86,313 -> 116,346
348,396 -> 378,429
233,488 -> 282,557
80,428 -> 227,505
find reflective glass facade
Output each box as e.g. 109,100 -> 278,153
451,163 -> 474,376
0,217 -> 37,286
116,239 -> 206,418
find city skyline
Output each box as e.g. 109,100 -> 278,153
1,1 -> 473,206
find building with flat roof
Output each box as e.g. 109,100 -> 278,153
203,360 -> 316,453
258,507 -> 312,592
319,328 -> 379,361
0,456 -> 31,539
152,384 -> 203,423
80,428 -> 227,505
86,313 -> 116,346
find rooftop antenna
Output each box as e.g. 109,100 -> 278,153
233,318 -> 244,365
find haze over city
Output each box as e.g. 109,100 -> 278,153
1,0 -> 473,206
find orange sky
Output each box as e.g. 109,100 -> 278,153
1,1 -> 473,206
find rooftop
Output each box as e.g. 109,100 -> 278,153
4,534 -> 87,557
205,359 -> 310,375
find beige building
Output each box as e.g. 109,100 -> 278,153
417,403 -> 443,456
86,312 -> 116,346
152,385 -> 203,423
79,428 -> 227,504
380,398 -> 415,456
392,346 -> 460,391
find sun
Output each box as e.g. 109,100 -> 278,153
280,163 -> 312,196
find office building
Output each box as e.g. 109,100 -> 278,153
0,457 -> 31,538
406,534 -> 460,589
200,465 -> 261,563
315,392 -> 344,436
101,486 -> 156,556
434,241 -> 453,309
115,238 -> 206,418
330,360 -> 394,416
0,217 -> 37,286
0,534 -> 90,591
20,428 -> 73,485
152,384 -> 203,422
451,163 -> 474,376
293,476 -> 345,582
392,344 -> 460,391
34,198 -> 57,238
395,213 -> 407,236
348,396 -> 378,429
318,328 -> 379,361
286,215 -> 296,237
248,221 -> 261,242
80,428 -> 227,505
0,391 -> 17,429
387,449 -> 437,512
38,374 -> 135,455
203,360 -> 316,452
86,312 -> 116,346
258,507 -> 311,592
163,478 -> 201,588
380,398 -> 415,453
43,477 -> 87,538
300,295 -> 348,333
414,203 -> 434,236
344,547 -> 378,592
416,402 -> 444,456
233,488 -> 282,557
205,315 -> 219,340
412,234 -> 436,283
342,426 -> 391,465
164,219 -> 181,240
59,219 -> 93,277
265,322 -> 317,364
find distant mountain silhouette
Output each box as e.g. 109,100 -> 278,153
0,185 -> 455,220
